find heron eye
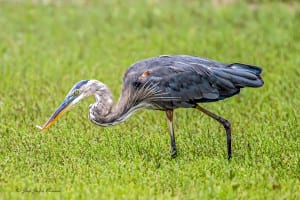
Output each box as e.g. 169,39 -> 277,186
73,89 -> 80,96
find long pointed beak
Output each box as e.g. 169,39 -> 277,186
36,97 -> 75,131
36,91 -> 85,131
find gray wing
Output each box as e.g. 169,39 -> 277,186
122,55 -> 263,109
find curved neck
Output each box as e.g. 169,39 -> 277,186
88,82 -> 141,127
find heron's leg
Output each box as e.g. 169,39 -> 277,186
195,105 -> 232,160
166,110 -> 177,158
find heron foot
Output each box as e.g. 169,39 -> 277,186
171,150 -> 177,158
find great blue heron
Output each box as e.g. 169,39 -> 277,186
37,55 -> 264,160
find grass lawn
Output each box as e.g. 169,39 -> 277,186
0,0 -> 299,199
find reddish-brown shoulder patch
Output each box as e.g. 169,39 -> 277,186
138,71 -> 150,80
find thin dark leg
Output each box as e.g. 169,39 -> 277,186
196,105 -> 232,160
166,110 -> 177,158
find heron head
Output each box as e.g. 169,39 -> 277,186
37,80 -> 93,131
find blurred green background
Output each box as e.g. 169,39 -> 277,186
0,0 -> 299,199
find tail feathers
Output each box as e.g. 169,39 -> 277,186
213,63 -> 264,89
229,63 -> 262,75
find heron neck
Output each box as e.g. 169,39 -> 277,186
89,84 -> 137,127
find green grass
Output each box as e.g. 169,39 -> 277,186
0,0 -> 299,199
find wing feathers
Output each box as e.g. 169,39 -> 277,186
122,55 -> 263,108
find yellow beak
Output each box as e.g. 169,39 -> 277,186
36,98 -> 74,131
